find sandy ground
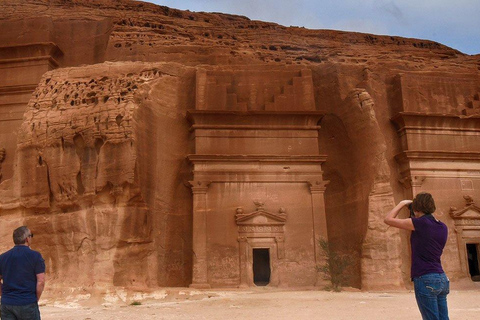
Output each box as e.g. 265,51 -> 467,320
39,287 -> 480,320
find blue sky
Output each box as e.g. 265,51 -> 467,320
146,0 -> 480,55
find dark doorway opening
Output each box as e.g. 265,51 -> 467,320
466,243 -> 480,281
253,248 -> 270,286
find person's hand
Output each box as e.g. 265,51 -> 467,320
399,200 -> 413,207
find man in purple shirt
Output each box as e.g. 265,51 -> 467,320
384,192 -> 449,320
0,226 -> 45,320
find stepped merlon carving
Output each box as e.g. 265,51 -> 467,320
196,67 -> 315,111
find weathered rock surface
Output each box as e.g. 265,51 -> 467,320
0,0 -> 479,295
1,61 -> 195,290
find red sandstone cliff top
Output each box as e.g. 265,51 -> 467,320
1,0 -> 479,72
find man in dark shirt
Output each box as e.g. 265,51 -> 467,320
0,226 -> 45,320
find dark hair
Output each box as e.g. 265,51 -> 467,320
13,226 -> 30,245
412,192 -> 436,214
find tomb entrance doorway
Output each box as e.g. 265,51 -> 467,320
253,248 -> 271,286
450,198 -> 480,281
466,243 -> 480,281
236,204 -> 286,287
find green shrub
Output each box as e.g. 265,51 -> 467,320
317,238 -> 353,291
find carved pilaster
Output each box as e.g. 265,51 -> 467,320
0,147 -> 5,182
307,180 -> 329,287
399,176 -> 426,189
399,175 -> 426,198
188,180 -> 211,288
308,180 -> 329,194
275,236 -> 285,259
190,180 -> 210,194
237,236 -> 248,288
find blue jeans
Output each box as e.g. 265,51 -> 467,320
413,273 -> 449,320
1,302 -> 41,320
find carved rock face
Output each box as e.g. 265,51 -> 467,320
0,62 -> 195,290
0,0 -> 479,294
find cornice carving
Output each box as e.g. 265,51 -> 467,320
395,151 -> 480,162
0,42 -> 63,67
188,154 -> 327,163
391,112 -> 480,133
0,147 -> 5,181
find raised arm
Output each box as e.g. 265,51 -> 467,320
384,200 -> 415,231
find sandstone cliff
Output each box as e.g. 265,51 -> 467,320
0,0 -> 479,295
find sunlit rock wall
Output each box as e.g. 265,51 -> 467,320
0,62 -> 195,292
0,0 -> 480,293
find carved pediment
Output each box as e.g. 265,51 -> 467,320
235,203 -> 286,226
450,196 -> 480,220
450,205 -> 480,219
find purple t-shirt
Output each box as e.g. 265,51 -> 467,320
411,215 -> 448,279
